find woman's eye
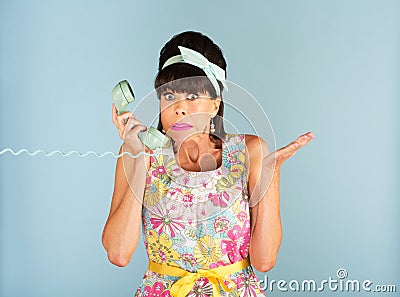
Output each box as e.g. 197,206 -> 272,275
164,93 -> 175,101
187,93 -> 198,100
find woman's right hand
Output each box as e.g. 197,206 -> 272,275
112,103 -> 147,154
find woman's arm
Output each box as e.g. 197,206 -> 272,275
101,143 -> 150,267
246,135 -> 282,273
246,132 -> 314,272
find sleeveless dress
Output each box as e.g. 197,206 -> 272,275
134,133 -> 267,297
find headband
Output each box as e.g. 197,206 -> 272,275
161,46 -> 228,96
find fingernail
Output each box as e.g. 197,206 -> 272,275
309,133 -> 315,139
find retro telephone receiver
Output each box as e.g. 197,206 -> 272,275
112,80 -> 169,150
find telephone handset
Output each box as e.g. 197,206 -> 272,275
112,80 -> 169,150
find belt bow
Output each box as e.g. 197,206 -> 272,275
147,257 -> 250,297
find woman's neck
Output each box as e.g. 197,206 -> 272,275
172,134 -> 222,171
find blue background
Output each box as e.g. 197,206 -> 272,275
1,0 -> 399,296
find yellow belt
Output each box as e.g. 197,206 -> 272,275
147,257 -> 250,297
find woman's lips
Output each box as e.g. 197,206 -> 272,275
170,123 -> 193,131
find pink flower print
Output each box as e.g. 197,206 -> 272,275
234,183 -> 247,195
182,252 -> 198,268
209,191 -> 230,207
222,148 -> 241,169
143,281 -> 171,297
213,217 -> 230,234
237,211 -> 248,222
169,204 -> 177,212
157,248 -> 167,262
156,166 -> 166,175
237,273 -> 261,297
182,193 -> 193,204
209,260 -> 226,269
232,272 -> 246,290
168,187 -> 182,197
150,205 -> 184,237
146,175 -> 152,185
221,220 -> 251,262
168,188 -> 194,206
187,278 -> 213,297
227,151 -> 237,164
198,207 -> 208,217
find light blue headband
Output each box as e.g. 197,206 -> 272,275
161,46 -> 228,96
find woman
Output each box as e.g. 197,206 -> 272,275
102,31 -> 314,297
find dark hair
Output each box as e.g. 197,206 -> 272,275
154,31 -> 227,147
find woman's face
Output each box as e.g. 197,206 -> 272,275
160,89 -> 221,142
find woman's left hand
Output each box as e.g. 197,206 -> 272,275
264,131 -> 315,170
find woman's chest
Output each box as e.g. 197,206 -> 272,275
176,150 -> 222,172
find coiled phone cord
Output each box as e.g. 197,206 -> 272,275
0,148 -> 156,158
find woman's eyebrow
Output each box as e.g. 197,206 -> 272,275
160,91 -> 173,96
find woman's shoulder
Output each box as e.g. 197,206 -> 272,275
223,133 -> 269,154
224,133 -> 267,144
243,134 -> 268,150
243,134 -> 270,168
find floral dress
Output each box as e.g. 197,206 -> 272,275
134,133 -> 267,297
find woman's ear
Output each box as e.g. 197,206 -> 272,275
212,96 -> 222,114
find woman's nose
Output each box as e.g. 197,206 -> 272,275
175,109 -> 186,116
174,100 -> 187,116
